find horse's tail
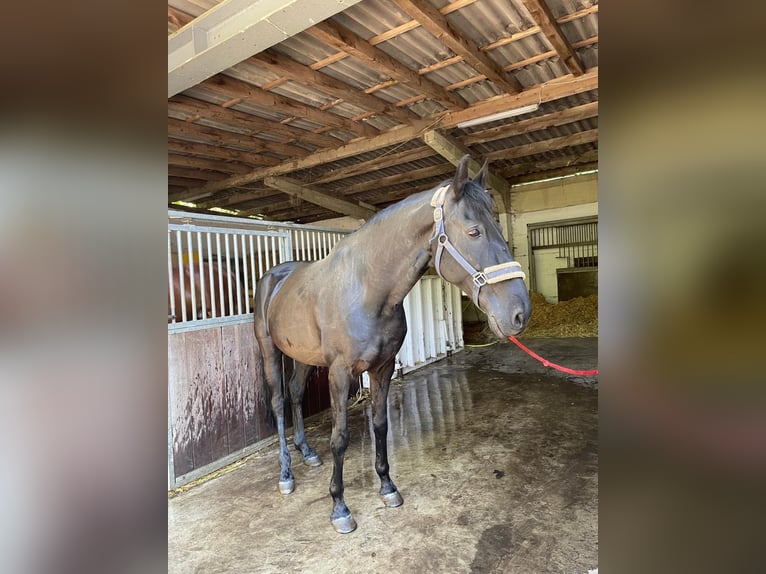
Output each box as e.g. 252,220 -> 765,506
259,356 -> 277,429
254,270 -> 277,429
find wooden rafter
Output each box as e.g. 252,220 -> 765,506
169,96 -> 340,148
201,75 -> 380,138
167,118 -> 311,158
305,20 -> 466,110
176,69 -> 597,203
460,101 -> 598,146
422,130 -> 509,210
167,154 -> 253,175
252,51 -> 417,125
518,0 -> 584,76
263,176 -> 378,219
310,147 -> 437,185
167,140 -> 282,166
390,0 -> 523,94
484,129 -> 598,161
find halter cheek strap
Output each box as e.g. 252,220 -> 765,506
429,184 -> 526,307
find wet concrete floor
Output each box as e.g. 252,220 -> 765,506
168,338 -> 598,573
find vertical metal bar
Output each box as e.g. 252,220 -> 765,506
224,233 -> 234,315
206,232 -> 216,318
311,231 -> 317,261
216,233 -> 225,317
233,233 -> 242,315
256,235 -> 265,278
196,231 -> 206,318
186,231 -> 197,321
175,230 -> 187,321
167,230 -> 176,323
269,235 -> 277,267
250,235 -> 258,310
240,233 -> 250,313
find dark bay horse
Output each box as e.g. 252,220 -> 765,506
254,156 -> 531,533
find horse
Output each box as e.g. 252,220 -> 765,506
168,261 -> 245,322
253,155 -> 531,533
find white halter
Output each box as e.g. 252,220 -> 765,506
429,184 -> 526,306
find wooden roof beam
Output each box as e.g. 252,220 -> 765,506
391,0 -> 522,94
460,101 -> 598,146
176,70 -> 597,202
167,118 -> 310,158
263,176 -> 378,220
167,139 -> 281,166
311,147 -> 437,185
167,153 -> 254,175
168,0 -> 364,96
518,0 -> 584,76
252,50 -> 417,125
169,95 -> 339,149
422,130 -> 509,211
201,75 -> 379,138
305,20 -> 465,110
485,129 -> 598,162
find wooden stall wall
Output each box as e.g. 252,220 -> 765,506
169,322 -> 331,487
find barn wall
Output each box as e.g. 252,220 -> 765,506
168,321 -> 332,488
509,173 -> 598,301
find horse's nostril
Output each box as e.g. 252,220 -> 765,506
513,310 -> 525,329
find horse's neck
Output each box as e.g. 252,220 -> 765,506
350,197 -> 434,308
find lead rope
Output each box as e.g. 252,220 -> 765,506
508,336 -> 598,376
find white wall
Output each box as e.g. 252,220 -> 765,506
509,173 -> 598,301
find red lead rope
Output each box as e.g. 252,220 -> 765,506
508,336 -> 599,376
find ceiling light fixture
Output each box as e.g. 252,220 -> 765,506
457,103 -> 540,129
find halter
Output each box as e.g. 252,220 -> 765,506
429,184 -> 526,307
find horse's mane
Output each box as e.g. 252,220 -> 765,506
362,177 -> 494,229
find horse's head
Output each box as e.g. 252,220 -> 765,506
430,155 -> 531,338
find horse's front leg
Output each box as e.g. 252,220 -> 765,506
327,361 -> 355,533
369,358 -> 404,508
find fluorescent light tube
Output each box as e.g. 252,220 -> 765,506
457,103 -> 540,129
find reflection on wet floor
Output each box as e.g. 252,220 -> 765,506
365,367 -> 474,467
169,338 -> 598,574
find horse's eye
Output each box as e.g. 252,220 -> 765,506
467,228 -> 481,238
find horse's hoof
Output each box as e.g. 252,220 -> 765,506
278,478 -> 295,495
331,513 -> 357,534
303,453 -> 322,467
381,490 -> 404,508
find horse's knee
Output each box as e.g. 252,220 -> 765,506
331,428 -> 349,453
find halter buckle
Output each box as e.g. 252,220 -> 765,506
433,206 -> 443,222
472,272 -> 487,287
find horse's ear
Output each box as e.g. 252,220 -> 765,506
451,155 -> 471,198
474,159 -> 489,190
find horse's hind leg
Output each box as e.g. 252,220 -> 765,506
288,361 -> 322,467
259,336 -> 295,495
368,358 -> 404,508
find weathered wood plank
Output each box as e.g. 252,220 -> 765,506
169,332 -> 194,476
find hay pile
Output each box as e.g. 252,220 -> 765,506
523,292 -> 598,337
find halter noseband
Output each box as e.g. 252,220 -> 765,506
429,184 -> 526,307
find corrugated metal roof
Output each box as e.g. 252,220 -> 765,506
168,0 -> 598,222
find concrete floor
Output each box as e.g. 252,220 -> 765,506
168,338 -> 598,574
